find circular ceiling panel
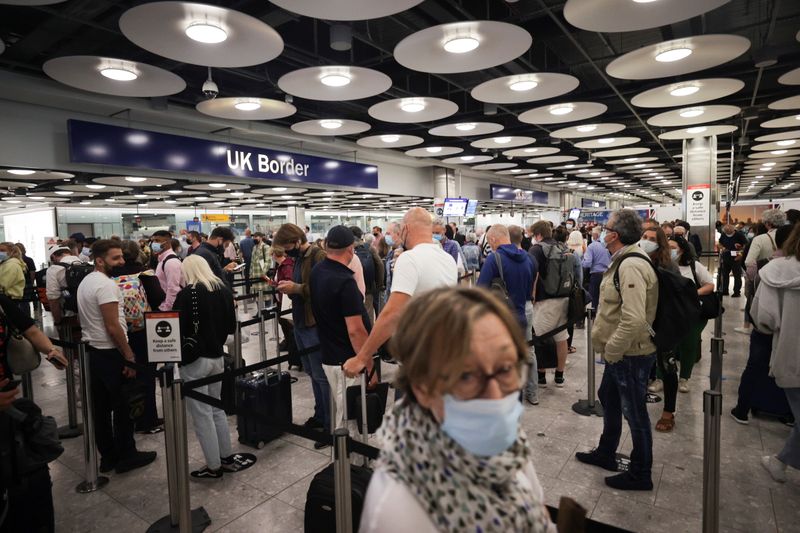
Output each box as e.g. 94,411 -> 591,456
606,156 -> 659,165
93,176 -> 176,187
404,146 -> 463,157
119,2 -> 284,67
368,97 -> 458,123
470,136 -> 536,149
393,21 -> 532,74
251,187 -> 308,195
1,169 -> 74,181
471,162 -> 518,170
184,182 -> 250,191
503,147 -> 560,157
356,134 -> 423,148
747,150 -> 800,159
606,35 -> 750,80
43,56 -> 185,97
564,0 -> 729,32
518,102 -> 607,125
769,95 -> 800,110
755,129 -> 800,142
658,124 -> 738,140
277,66 -> 391,101
761,115 -> 800,129
778,67 -> 800,86
527,155 -> 579,164
647,105 -> 740,127
268,0 -> 423,21
574,137 -> 640,149
0,180 -> 35,189
428,122 -> 503,137
441,155 -> 493,164
550,123 -> 625,139
471,73 -> 579,104
752,140 -> 800,151
291,119 -> 370,136
196,97 -> 296,120
57,184 -> 132,193
631,78 -> 744,108
593,147 -> 651,157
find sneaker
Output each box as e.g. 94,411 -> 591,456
605,472 -> 653,491
554,371 -> 565,388
575,450 -> 618,472
99,457 -> 117,474
115,451 -> 157,474
524,388 -> 539,406
648,379 -> 663,393
220,453 -> 257,473
303,417 -> 324,430
734,327 -> 751,335
761,456 -> 787,483
190,466 -> 223,480
730,408 -> 749,425
538,373 -> 547,387
679,378 -> 690,393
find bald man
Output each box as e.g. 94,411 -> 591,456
343,207 -> 458,377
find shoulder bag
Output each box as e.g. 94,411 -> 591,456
689,262 -> 721,320
0,305 -> 40,375
180,287 -> 202,366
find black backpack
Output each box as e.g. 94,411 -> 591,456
612,254 -> 701,353
537,242 -> 575,298
55,261 -> 95,312
0,398 -> 64,488
354,244 -> 376,292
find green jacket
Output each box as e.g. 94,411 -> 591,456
296,245 -> 326,327
591,245 -> 659,363
0,257 -> 26,300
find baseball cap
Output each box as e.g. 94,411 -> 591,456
348,226 -> 363,240
69,232 -> 86,242
326,225 -> 355,250
47,244 -> 71,258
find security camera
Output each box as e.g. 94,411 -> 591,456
202,79 -> 219,99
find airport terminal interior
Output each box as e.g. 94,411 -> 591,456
1,0 -> 800,532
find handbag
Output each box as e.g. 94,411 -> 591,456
689,262 -> 721,320
346,365 -> 389,434
180,287 -> 202,366
0,304 -> 40,375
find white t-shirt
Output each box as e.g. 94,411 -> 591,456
678,261 -> 714,286
77,271 -> 128,349
45,254 -> 83,316
391,243 -> 458,297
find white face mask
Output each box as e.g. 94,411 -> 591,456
638,239 -> 658,255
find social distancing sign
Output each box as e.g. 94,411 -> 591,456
145,311 -> 182,363
687,183 -> 711,227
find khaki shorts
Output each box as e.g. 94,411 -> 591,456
533,297 -> 569,342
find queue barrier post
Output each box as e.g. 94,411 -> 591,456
571,306 -> 603,417
333,428 -> 354,533
58,328 -> 83,439
164,366 -> 180,527
702,389 -> 722,533
75,343 -> 109,494
271,306 -> 282,372
257,291 -> 267,362
20,372 -> 34,401
232,322 -> 244,370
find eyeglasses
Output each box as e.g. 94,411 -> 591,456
449,362 -> 528,401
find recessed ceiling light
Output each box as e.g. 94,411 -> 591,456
272,187 -> 287,192
686,126 -> 707,134
590,171 -> 600,176
319,119 -> 343,129
322,191 -> 336,196
380,134 -> 400,143
509,80 -> 538,92
134,194 -> 149,199
776,140 -> 796,146
755,175 -> 764,179
655,48 -> 693,63
679,107 -> 705,118
230,191 -> 245,196
565,164 -> 575,168
443,36 -> 479,54
54,191 -> 73,196
597,138 -> 615,144
28,196 -> 45,200
400,99 -> 426,113
635,163 -> 646,168
771,150 -> 788,155
7,169 -> 35,175
524,148 -> 539,153
511,169 -> 522,173
234,101 -> 261,112
455,123 -> 477,131
124,176 -> 147,183
320,73 -> 351,87
670,85 -> 700,97
165,200 -> 177,204
460,155 -> 475,161
168,189 -> 182,194
425,147 -> 443,153
576,124 -> 597,133
99,67 -> 138,81
185,22 -> 227,44
105,198 -> 116,202
85,184 -> 106,189
209,183 -> 226,188
4,200 -> 21,204
493,137 -> 512,144
763,162 -> 776,167
625,158 -> 638,162
324,161 -> 340,169
549,104 -> 574,116
79,200 -> 91,205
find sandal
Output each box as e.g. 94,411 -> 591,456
655,415 -> 675,433
568,346 -> 577,354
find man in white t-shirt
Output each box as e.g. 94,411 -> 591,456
343,207 -> 457,377
77,239 -> 157,475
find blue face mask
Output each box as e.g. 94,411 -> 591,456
671,249 -> 679,261
432,234 -> 443,242
385,234 -> 394,247
599,230 -> 609,248
440,391 -> 523,457
150,242 -> 162,254
0,252 -> 7,262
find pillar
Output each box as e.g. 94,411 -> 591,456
286,206 -> 306,229
682,136 -> 718,255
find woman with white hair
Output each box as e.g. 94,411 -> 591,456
173,255 -> 247,480
745,209 -> 787,269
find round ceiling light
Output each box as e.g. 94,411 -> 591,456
272,187 -> 287,192
455,122 -> 477,131
670,85 -> 700,97
425,147 -> 443,153
494,137 -> 512,144
771,150 -> 788,155
776,139 -> 796,146
460,155 -> 475,161
54,191 -> 74,196
687,126 -> 707,134
99,67 -> 138,81
549,104 -> 574,116
319,119 -> 343,129
509,80 -> 539,92
380,134 -> 400,143
576,124 -> 598,132
597,137 -> 616,144
443,36 -> 480,54
7,169 -> 35,175
320,73 -> 352,87
209,183 -> 226,188
185,22 -> 228,44
125,177 -> 147,182
400,100 -> 426,113
655,48 -> 693,62
679,107 -> 705,118
85,184 -> 106,189
234,101 -> 262,111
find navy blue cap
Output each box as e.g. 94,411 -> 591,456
326,225 -> 355,250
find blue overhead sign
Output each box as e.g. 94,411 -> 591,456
490,184 -> 549,204
67,119 -> 379,189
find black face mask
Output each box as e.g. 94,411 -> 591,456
286,247 -> 301,258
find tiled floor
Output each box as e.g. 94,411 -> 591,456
30,295 -> 800,532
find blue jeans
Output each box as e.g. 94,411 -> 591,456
180,357 -> 232,470
597,353 -> 656,480
778,388 -> 800,469
294,324 -> 330,430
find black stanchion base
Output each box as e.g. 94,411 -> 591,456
646,393 -> 662,404
58,424 -> 83,439
147,507 -> 211,533
572,399 -> 604,417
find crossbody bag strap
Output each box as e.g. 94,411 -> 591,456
191,286 -> 200,335
494,251 -> 505,282
767,232 -> 776,252
688,260 -> 700,288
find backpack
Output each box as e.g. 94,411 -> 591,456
34,268 -> 51,312
354,244 -> 376,292
111,273 -> 151,331
55,261 -> 95,313
488,252 -> 512,308
612,254 -> 701,353
537,242 -> 574,298
1,398 -> 64,487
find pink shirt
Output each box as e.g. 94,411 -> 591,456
348,254 -> 366,299
156,250 -> 184,311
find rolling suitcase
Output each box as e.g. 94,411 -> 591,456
304,372 -> 373,533
236,370 -> 293,448
749,331 -> 792,419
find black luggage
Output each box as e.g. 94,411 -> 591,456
236,370 -> 293,449
346,365 -> 389,434
304,463 -> 372,533
749,330 -> 792,419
